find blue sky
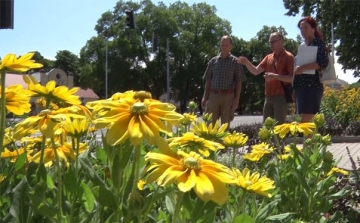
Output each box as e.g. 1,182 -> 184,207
0,0 -> 358,83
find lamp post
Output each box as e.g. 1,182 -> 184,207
105,40 -> 108,99
166,38 -> 170,102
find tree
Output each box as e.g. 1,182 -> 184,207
283,0 -> 360,78
54,50 -> 80,85
30,51 -> 55,72
79,0 -> 231,106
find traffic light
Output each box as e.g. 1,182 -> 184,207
0,0 -> 14,29
152,33 -> 158,53
125,10 -> 135,29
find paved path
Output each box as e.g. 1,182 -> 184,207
328,142 -> 360,170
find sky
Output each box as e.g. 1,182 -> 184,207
0,0 -> 358,84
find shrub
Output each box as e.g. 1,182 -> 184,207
345,121 -> 360,136
231,122 -> 262,150
319,117 -> 344,136
321,86 -> 360,129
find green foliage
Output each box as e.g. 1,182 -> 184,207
283,0 -> 360,77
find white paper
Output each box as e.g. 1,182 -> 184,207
295,45 -> 318,74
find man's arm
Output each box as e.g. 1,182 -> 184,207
238,56 -> 265,75
201,79 -> 211,107
232,81 -> 242,111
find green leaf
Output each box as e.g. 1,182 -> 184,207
79,155 -> 106,187
233,213 -> 255,223
10,177 -> 30,223
111,152 -> 122,188
14,152 -> 27,172
81,182 -> 95,212
96,147 -> 107,164
265,213 -> 294,221
28,194 -> 56,219
92,185 -> 117,208
64,167 -> 77,195
255,199 -> 280,222
46,175 -> 55,190
165,195 -> 175,215
36,163 -> 47,182
119,141 -> 133,169
328,187 -> 348,199
79,212 -> 96,223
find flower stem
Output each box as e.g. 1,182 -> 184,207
0,71 -> 6,154
232,147 -> 237,167
51,138 -> 63,221
171,192 -> 184,223
233,190 -> 247,220
131,145 -> 141,195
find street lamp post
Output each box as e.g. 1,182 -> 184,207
166,38 -> 170,102
105,40 -> 108,99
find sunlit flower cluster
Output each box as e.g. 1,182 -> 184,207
321,86 -> 360,127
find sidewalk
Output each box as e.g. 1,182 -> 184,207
328,142 -> 360,170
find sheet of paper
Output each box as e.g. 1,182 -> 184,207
295,45 -> 318,74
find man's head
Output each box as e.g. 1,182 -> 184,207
220,35 -> 233,57
268,32 -> 284,53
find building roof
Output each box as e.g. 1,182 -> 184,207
5,73 -> 99,99
75,88 -> 99,99
5,73 -> 28,88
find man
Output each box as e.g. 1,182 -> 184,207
237,32 -> 294,124
202,35 -> 246,126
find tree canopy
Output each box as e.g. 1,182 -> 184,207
283,0 -> 360,77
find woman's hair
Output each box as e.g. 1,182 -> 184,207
297,16 -> 324,41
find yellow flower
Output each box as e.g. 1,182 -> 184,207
179,113 -> 197,126
274,122 -> 316,138
137,179 -> 146,190
202,112 -> 213,123
24,77 -> 81,106
242,152 -> 265,162
0,52 -> 43,72
3,127 -> 15,146
223,131 -> 248,148
92,94 -> 183,146
0,174 -> 5,183
62,117 -> 89,138
190,119 -> 228,141
252,143 -> 275,154
14,107 -> 85,139
31,141 -> 88,167
1,84 -> 33,115
327,167 -> 349,176
36,97 -> 59,110
145,150 -> 236,204
168,132 -> 224,157
277,154 -> 291,160
232,168 -> 275,197
1,148 -> 33,162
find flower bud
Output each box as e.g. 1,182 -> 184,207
188,101 -> 198,111
258,127 -> 271,141
128,191 -> 145,213
323,151 -> 334,163
321,134 -> 332,146
263,117 -> 275,128
202,112 -> 213,123
313,133 -> 322,141
314,113 -> 325,128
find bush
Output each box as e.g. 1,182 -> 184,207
345,121 -> 360,136
321,86 -> 360,129
231,122 -> 262,150
319,117 -> 344,136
